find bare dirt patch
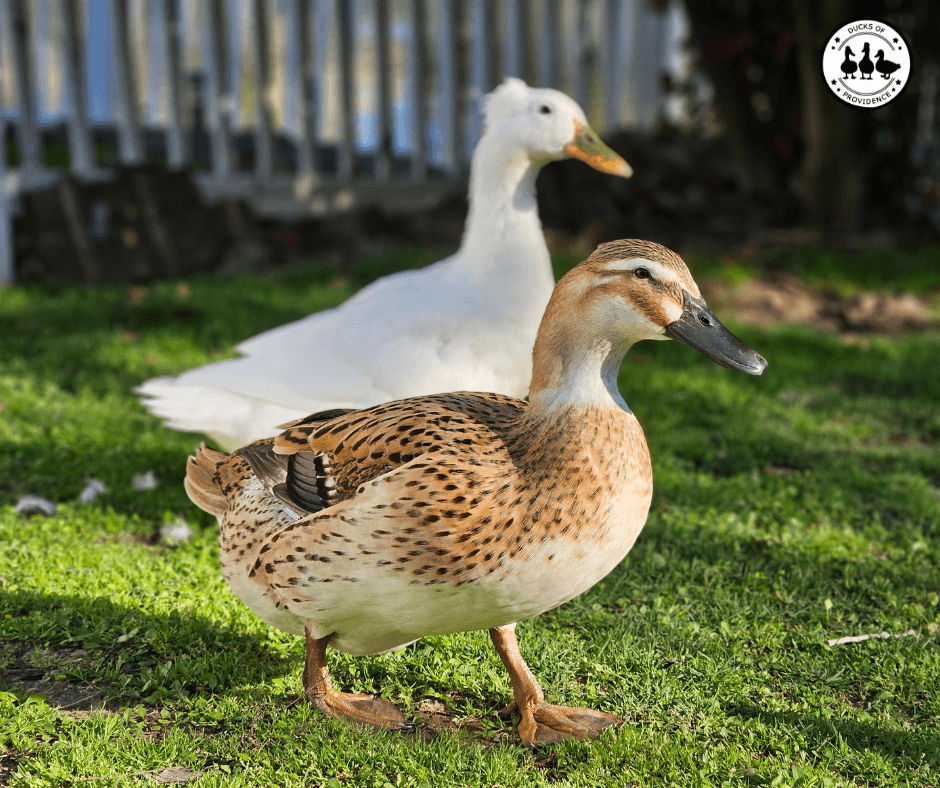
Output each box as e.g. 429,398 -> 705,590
1,643 -> 109,713
0,755 -> 19,788
409,698 -> 508,745
700,274 -> 937,334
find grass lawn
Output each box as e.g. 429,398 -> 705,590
1,245 -> 939,787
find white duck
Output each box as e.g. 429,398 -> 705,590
137,78 -> 632,450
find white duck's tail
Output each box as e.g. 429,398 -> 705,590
135,376 -> 311,451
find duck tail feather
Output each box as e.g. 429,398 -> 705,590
184,443 -> 229,517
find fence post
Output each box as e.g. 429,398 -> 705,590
410,0 -> 428,180
205,0 -> 232,180
1,0 -> 21,284
62,0 -> 94,175
250,0 -> 273,184
162,0 -> 187,167
9,0 -> 41,174
632,0 -> 666,129
502,0 -> 528,81
294,0 -> 316,183
436,0 -> 457,174
574,0 -> 591,114
536,0 -> 557,88
0,122 -> 10,285
606,0 -> 632,129
451,0 -> 469,169
464,0 -> 484,156
374,0 -> 392,181
336,0 -> 354,180
112,0 -> 144,163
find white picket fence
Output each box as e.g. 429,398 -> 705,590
0,0 -> 691,284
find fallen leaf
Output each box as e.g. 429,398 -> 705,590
121,228 -> 139,249
132,471 -> 158,491
78,479 -> 108,504
826,629 -> 916,646
160,518 -> 192,544
154,767 -> 201,784
126,285 -> 148,304
419,700 -> 447,714
761,465 -> 799,476
15,495 -> 57,517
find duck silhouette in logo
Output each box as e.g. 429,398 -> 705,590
859,43 -> 875,79
876,50 -> 901,80
841,47 -> 858,79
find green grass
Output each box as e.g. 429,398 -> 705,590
1,246 -> 939,787
683,245 -> 940,299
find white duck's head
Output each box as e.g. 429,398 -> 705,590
482,78 -> 632,178
530,240 -> 766,409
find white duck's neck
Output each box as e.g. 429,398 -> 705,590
454,131 -> 547,274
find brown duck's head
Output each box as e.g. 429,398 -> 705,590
548,240 -> 768,376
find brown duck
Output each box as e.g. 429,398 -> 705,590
185,239 -> 767,746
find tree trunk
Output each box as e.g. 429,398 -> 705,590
792,0 -> 863,231
681,3 -> 777,192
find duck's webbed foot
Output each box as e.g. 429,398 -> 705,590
303,629 -> 409,731
498,698 -> 621,745
309,688 -> 408,730
490,625 -> 622,747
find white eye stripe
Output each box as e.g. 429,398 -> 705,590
600,258 -> 679,283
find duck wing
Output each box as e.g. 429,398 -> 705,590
273,392 -> 527,497
235,442 -> 339,515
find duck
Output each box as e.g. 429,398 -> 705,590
185,239 -> 767,746
859,42 -> 875,80
875,50 -> 901,80
841,47 -> 858,79
137,78 -> 633,451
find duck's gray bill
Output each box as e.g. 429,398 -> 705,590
664,292 -> 767,376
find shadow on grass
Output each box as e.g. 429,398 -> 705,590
0,433 -> 208,514
0,248 -> 446,397
0,290 -> 308,396
0,589 -> 296,703
728,704 -> 940,767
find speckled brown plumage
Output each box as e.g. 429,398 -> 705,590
185,239 -> 763,746
260,393 -> 644,581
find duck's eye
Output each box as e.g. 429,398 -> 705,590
539,104 -> 552,114
634,267 -> 651,280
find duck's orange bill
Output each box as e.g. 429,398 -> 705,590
563,119 -> 633,178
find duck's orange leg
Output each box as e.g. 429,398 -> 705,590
489,623 -> 621,747
303,628 -> 409,730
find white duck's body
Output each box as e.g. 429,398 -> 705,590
137,79 -> 631,450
